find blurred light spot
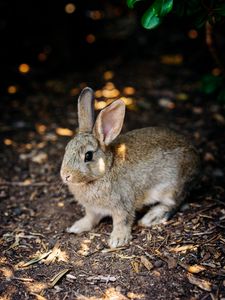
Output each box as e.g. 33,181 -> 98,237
86,34 -> 96,44
212,68 -> 221,76
103,70 -> 114,80
8,85 -> 17,94
70,87 -> 80,96
160,54 -> 183,65
56,128 -> 73,136
121,97 -> 133,106
32,152 -> 48,164
123,86 -> 135,96
159,98 -> 175,109
65,3 -> 76,14
4,138 -> 13,146
38,52 -> 47,62
102,88 -> 120,98
176,93 -> 189,101
95,90 -> 102,98
25,143 -> 33,150
58,202 -> 64,207
19,63 -> 30,74
188,29 -> 198,39
88,10 -> 104,20
117,143 -> 126,160
98,157 -> 105,173
95,100 -> 107,110
105,82 -> 115,90
36,124 -> 47,135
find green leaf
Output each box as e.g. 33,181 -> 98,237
142,7 -> 162,29
141,0 -> 173,29
201,74 -> 223,94
158,0 -> 173,16
127,0 -> 143,9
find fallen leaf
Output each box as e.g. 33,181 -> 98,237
19,250 -> 52,267
166,256 -> 177,269
187,273 -> 212,291
170,244 -> 197,253
30,293 -> 47,300
131,261 -> 140,273
49,269 -> 70,287
140,255 -> 153,271
86,275 -> 117,282
179,262 -> 206,274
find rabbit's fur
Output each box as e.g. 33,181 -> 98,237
61,87 -> 200,248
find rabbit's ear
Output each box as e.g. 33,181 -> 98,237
78,87 -> 95,133
93,99 -> 125,146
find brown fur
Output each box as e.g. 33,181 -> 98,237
60,88 -> 200,248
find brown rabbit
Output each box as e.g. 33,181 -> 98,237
61,87 -> 200,248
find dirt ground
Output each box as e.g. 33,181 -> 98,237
0,59 -> 225,300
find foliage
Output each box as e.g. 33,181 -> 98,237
201,74 -> 225,102
127,0 -> 225,29
127,0 -> 225,102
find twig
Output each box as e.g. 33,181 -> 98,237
0,181 -> 50,187
205,21 -> 225,74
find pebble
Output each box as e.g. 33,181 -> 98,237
154,260 -> 163,268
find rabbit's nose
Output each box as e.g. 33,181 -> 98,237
65,174 -> 72,182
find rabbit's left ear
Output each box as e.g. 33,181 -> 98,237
78,87 -> 95,133
93,99 -> 125,146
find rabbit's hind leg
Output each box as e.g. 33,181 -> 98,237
139,184 -> 178,227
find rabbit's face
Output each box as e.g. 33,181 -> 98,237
60,133 -> 109,184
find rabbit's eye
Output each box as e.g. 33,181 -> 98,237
84,151 -> 93,162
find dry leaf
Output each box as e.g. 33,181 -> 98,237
20,250 -> 52,267
166,256 -> 177,269
86,275 -> 117,282
49,269 -> 70,287
30,293 -> 47,300
179,262 -> 205,274
140,256 -> 153,271
131,261 -> 140,273
188,265 -> 206,274
187,273 -> 212,291
170,244 -> 197,253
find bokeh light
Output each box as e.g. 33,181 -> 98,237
88,10 -> 104,20
103,70 -> 114,80
212,68 -> 221,76
188,29 -> 198,39
7,85 -> 17,94
86,34 -> 96,44
65,3 -> 76,14
4,138 -> 13,146
19,63 -> 30,74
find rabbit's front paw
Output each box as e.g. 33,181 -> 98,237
66,217 -> 93,234
109,230 -> 131,248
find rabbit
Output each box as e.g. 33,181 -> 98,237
60,87 -> 200,248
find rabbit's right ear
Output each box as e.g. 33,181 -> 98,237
78,87 -> 95,133
93,99 -> 125,146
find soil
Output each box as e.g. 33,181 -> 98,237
0,59 -> 225,300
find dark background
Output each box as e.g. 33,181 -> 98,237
1,0 -> 222,95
